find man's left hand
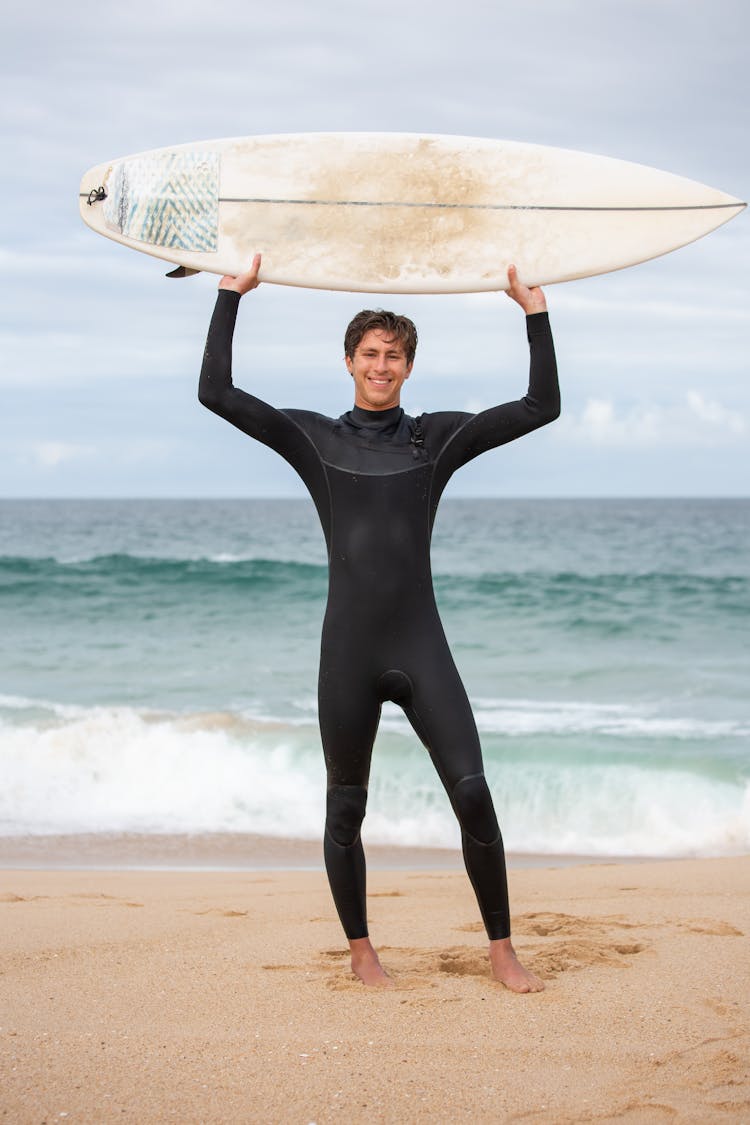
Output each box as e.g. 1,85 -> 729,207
505,264 -> 547,314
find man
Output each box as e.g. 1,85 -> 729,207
199,255 -> 559,991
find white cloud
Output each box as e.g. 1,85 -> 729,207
686,390 -> 745,434
558,392 -> 747,449
577,399 -> 661,446
31,442 -> 93,468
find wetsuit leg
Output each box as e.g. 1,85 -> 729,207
324,785 -> 369,940
318,663 -> 381,940
392,638 -> 511,941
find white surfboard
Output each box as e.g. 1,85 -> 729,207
79,133 -> 745,294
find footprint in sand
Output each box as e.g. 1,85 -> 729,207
307,921 -> 651,988
682,919 -> 744,937
512,911 -> 639,937
639,1037 -> 750,1119
193,908 -> 248,917
67,893 -> 145,908
592,1101 -> 680,1122
513,912 -> 649,976
435,948 -> 488,978
313,946 -> 438,990
71,892 -> 119,899
529,938 -> 647,977
1,891 -> 144,907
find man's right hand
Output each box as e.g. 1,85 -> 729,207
218,253 -> 262,295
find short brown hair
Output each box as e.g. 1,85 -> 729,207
344,310 -> 418,366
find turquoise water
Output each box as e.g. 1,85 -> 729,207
1,498 -> 748,857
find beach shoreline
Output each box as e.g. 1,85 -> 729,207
0,830 -> 657,872
2,854 -> 748,1123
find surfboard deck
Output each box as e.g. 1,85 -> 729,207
79,133 -> 745,294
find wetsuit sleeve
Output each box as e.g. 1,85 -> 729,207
199,290 -> 295,447
433,311 -> 560,485
198,291 -> 326,491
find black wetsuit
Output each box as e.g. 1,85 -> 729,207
199,290 -> 559,941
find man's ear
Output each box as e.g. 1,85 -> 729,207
345,354 -> 353,375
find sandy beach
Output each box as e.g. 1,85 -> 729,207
2,848 -> 748,1123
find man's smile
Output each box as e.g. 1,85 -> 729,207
347,328 -> 413,410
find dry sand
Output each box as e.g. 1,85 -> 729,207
1,850 -> 748,1123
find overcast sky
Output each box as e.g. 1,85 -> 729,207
1,0 -> 747,498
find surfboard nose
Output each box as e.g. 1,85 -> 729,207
79,161 -> 113,230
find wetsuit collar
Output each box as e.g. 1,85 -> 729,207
347,404 -> 404,429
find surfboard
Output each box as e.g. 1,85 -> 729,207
79,133 -> 745,294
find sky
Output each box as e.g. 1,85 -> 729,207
1,0 -> 748,498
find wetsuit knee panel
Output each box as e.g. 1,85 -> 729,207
451,774 -> 500,845
325,784 -> 368,847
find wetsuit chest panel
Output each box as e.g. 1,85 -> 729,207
325,463 -> 435,612
284,406 -> 428,476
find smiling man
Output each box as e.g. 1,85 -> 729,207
344,309 -> 416,410
199,255 -> 559,991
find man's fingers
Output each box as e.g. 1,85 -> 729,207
218,254 -> 263,294
504,263 -> 547,313
242,253 -> 263,290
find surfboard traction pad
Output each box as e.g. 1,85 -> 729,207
103,151 -> 219,253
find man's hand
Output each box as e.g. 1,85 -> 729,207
218,253 -> 262,295
505,264 -> 547,314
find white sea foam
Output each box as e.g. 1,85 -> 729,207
379,697 -> 750,740
0,705 -> 324,840
482,762 -> 750,858
1,700 -> 748,858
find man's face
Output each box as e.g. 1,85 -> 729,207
346,329 -> 413,411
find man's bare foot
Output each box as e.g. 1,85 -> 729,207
349,937 -> 394,987
489,937 -> 544,993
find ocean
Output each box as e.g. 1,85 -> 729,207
1,497 -> 748,860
